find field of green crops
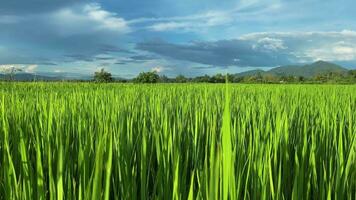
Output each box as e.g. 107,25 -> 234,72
0,83 -> 355,200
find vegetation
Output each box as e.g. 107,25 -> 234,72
175,75 -> 188,83
2,61 -> 356,84
94,68 -> 113,82
134,71 -> 160,83
156,71 -> 356,84
0,83 -> 355,199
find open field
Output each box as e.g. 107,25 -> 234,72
0,83 -> 355,199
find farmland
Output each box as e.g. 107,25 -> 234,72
0,83 -> 355,199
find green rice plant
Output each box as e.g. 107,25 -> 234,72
0,82 -> 355,199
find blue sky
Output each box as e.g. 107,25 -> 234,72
1,0 -> 356,77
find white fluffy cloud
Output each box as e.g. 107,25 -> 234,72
0,64 -> 38,73
149,22 -> 191,32
253,37 -> 287,51
243,30 -> 356,62
24,65 -> 38,73
151,66 -> 171,73
51,3 -> 130,35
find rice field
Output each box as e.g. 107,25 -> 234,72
0,83 -> 355,200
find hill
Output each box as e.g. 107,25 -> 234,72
237,61 -> 348,78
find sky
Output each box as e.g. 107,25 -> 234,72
0,0 -> 356,77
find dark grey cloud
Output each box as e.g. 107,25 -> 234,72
129,55 -> 157,61
18,62 -> 57,66
99,45 -> 134,54
137,39 -> 295,67
64,54 -> 94,62
193,66 -> 217,69
137,31 -> 356,67
113,54 -> 158,65
95,57 -> 114,61
115,62 -> 127,65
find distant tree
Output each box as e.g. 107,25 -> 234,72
244,73 -> 263,83
175,75 -> 188,83
209,73 -> 225,83
116,78 -> 128,83
297,76 -> 305,82
313,74 -> 327,83
280,75 -> 297,83
263,74 -> 279,83
348,70 -> 356,78
193,75 -> 211,82
208,73 -> 234,83
134,71 -> 160,83
159,75 -> 171,83
226,74 -> 235,83
232,76 -> 244,83
0,65 -> 23,81
94,68 -> 113,82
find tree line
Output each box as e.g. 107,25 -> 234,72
1,66 -> 355,83
95,68 -> 356,84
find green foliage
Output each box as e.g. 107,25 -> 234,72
175,75 -> 188,83
0,83 -> 356,199
94,68 -> 113,83
159,75 -> 171,83
183,70 -> 356,84
348,70 -> 356,78
192,74 -> 211,82
134,71 -> 160,83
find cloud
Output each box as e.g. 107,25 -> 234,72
137,39 -> 294,67
144,10 -> 233,32
0,15 -> 23,24
151,66 -> 171,73
64,54 -> 94,62
0,3 -> 131,65
50,3 -> 130,35
149,22 -> 191,32
95,56 -> 114,61
0,64 -> 38,73
130,55 -> 157,61
0,65 -> 20,73
242,30 -> 356,62
1,0 -> 356,75
113,54 -> 158,65
24,65 -> 38,73
144,17 -> 213,32
130,0 -> 282,32
99,45 -> 134,54
0,0 -> 86,14
253,37 -> 287,51
137,30 -> 356,67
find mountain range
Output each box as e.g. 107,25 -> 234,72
236,61 -> 348,78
